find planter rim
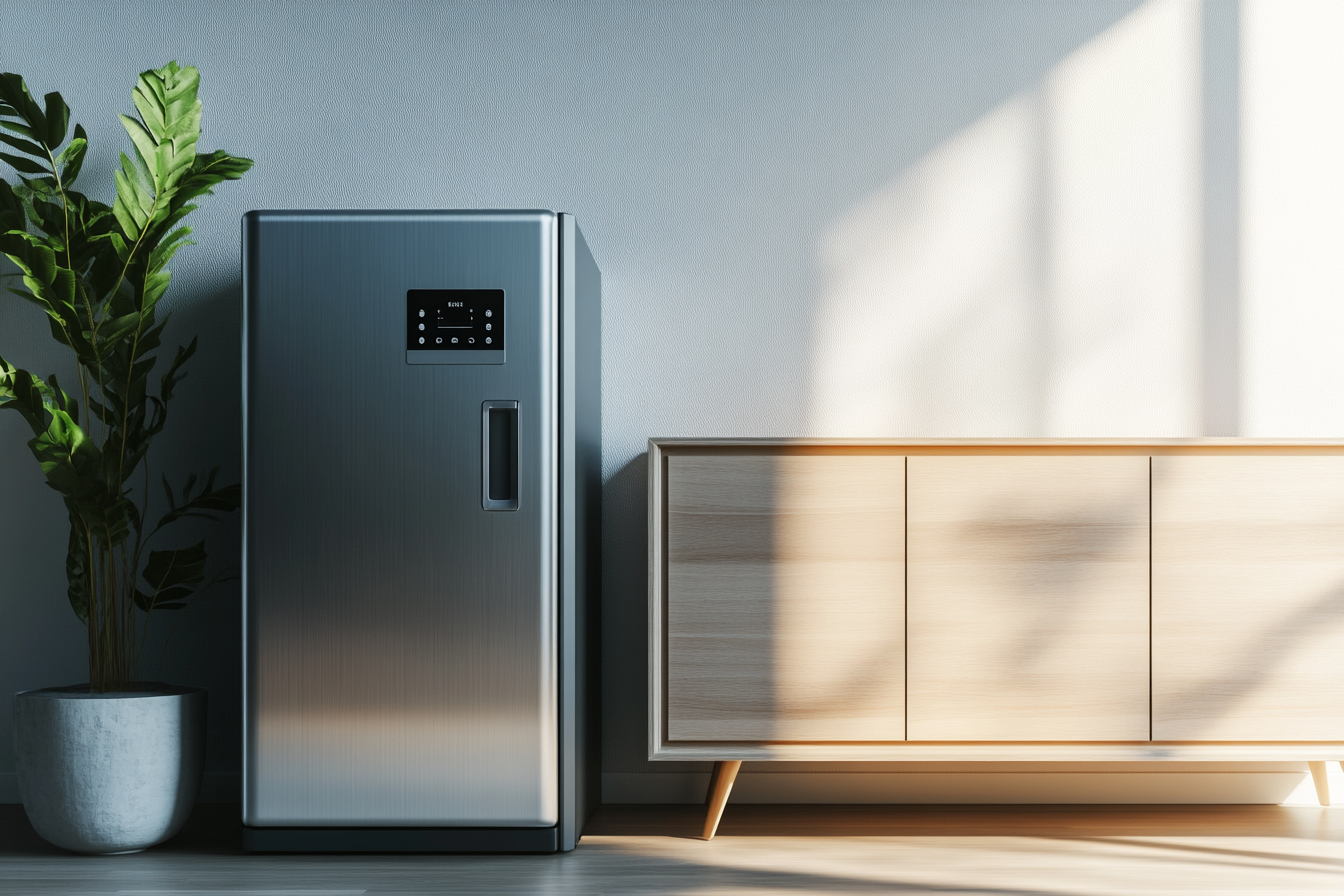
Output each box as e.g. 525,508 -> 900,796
16,683 -> 205,701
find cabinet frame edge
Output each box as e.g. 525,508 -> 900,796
645,437 -> 1344,762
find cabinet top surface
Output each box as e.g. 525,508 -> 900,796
650,438 -> 1344,452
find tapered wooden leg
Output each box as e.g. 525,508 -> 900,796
1308,761 -> 1330,806
702,760 -> 742,840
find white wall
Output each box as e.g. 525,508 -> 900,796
1,0 -> 1339,805
1242,0 -> 1344,435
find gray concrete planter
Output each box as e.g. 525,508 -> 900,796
13,684 -> 206,854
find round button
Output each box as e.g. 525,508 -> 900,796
418,323 -> 425,331
452,337 -> 458,344
418,336 -> 425,345
485,323 -> 492,331
436,337 -> 442,344
485,337 -> 492,345
468,337 -> 475,344
418,309 -> 425,317
485,310 -> 492,317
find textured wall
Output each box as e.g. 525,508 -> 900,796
2,1 -> 1340,804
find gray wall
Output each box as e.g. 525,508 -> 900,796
2,1 -> 1330,804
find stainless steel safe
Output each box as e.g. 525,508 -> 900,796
241,211 -> 600,852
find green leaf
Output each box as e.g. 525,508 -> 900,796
175,150 -> 253,200
0,130 -> 47,158
0,72 -> 46,136
131,88 -> 165,138
65,517 -> 90,623
98,310 -> 143,347
11,236 -> 57,284
119,113 -> 158,177
0,151 -> 48,175
42,91 -> 68,149
148,227 -> 193,272
28,407 -> 98,496
49,266 -> 76,306
88,395 -> 119,426
143,270 -> 170,307
57,136 -> 86,183
0,357 -> 54,436
111,185 -> 142,239
44,313 -> 72,347
113,168 -> 151,236
0,119 -> 41,141
91,229 -> 131,263
0,178 -> 23,232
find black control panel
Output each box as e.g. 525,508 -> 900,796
406,289 -> 504,351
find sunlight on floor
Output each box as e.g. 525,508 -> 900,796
593,830 -> 1344,894
1282,762 -> 1344,808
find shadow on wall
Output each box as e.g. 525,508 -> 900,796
614,0 -> 1250,779
0,275 -> 244,790
146,281 -> 246,788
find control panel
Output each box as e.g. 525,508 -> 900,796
406,289 -> 504,364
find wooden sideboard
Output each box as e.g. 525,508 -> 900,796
647,440 -> 1344,838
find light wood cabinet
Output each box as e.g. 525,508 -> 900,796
906,455 -> 1150,741
1152,455 -> 1344,741
649,440 -> 1344,836
665,452 -> 905,742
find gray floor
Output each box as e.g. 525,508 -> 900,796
2,803 -> 1342,895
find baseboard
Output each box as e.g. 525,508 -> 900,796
601,770 -> 1308,804
0,771 -> 241,805
0,769 -> 1318,807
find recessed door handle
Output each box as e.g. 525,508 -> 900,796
482,400 -> 519,511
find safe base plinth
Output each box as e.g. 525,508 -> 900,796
242,824 -> 560,853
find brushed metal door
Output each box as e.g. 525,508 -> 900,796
243,211 -> 557,826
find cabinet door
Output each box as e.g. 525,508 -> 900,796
1152,455 -> 1344,741
907,455 -> 1151,741
665,453 -> 905,741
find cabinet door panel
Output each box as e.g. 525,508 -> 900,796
907,455 -> 1150,741
1152,455 -> 1344,741
666,453 -> 905,741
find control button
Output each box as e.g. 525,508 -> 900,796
418,336 -> 425,345
485,310 -> 492,317
436,337 -> 442,344
485,337 -> 492,345
468,337 -> 475,344
418,309 -> 425,317
451,337 -> 458,344
418,323 -> 425,331
485,323 -> 492,331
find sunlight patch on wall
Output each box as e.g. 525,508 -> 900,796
1241,0 -> 1344,436
808,0 -> 1201,437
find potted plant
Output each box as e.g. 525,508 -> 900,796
0,62 -> 251,854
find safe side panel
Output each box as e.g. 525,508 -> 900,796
1152,455 -> 1344,741
665,453 -> 905,742
906,455 -> 1151,741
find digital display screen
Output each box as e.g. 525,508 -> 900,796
406,289 -> 504,351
